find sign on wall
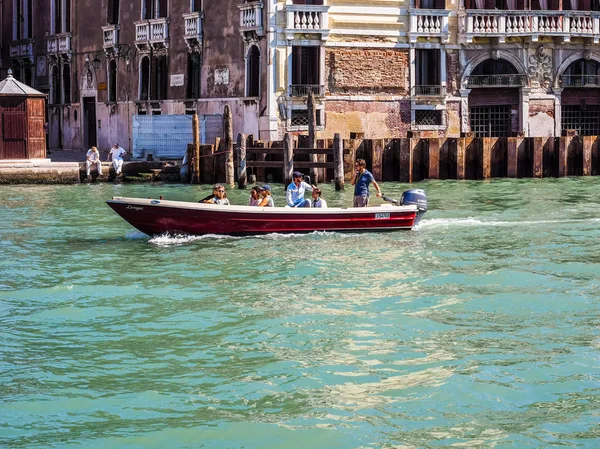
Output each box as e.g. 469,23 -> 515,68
97,82 -> 107,90
214,68 -> 229,85
170,74 -> 185,87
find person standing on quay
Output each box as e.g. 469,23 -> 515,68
352,159 -> 382,207
107,143 -> 127,176
85,146 -> 102,178
286,171 -> 315,207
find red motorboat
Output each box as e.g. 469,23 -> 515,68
106,189 -> 427,237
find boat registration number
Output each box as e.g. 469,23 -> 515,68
375,212 -> 390,220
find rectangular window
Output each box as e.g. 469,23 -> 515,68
290,109 -> 322,127
418,0 -> 445,8
415,49 -> 440,95
562,105 -> 600,136
291,46 -> 320,95
470,106 -> 511,137
107,0 -> 119,24
415,110 -> 443,126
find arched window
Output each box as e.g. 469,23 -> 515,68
140,56 -> 150,100
471,59 -> 518,76
62,64 -> 71,103
50,65 -> 60,104
187,53 -> 201,99
156,56 -> 168,100
562,59 -> 600,88
109,60 -> 117,102
246,45 -> 260,97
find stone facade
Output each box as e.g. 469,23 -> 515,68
2,1 -> 600,150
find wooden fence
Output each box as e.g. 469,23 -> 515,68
189,134 -> 600,186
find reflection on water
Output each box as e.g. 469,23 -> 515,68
1,178 -> 599,448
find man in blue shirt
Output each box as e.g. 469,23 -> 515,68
352,159 -> 382,207
286,171 -> 315,207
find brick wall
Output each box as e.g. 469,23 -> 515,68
325,48 -> 409,95
322,100 -> 411,139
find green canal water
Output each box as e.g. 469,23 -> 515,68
1,179 -> 599,449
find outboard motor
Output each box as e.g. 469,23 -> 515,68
401,189 -> 428,225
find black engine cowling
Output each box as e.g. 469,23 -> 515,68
401,189 -> 427,225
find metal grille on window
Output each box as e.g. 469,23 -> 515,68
562,105 -> 600,136
415,110 -> 442,126
290,110 -> 322,127
469,106 -> 511,137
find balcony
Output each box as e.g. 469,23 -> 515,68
408,9 -> 450,43
459,10 -> 600,43
466,74 -> 527,88
288,84 -> 325,97
9,39 -> 34,60
102,25 -> 119,50
560,74 -> 600,88
183,12 -> 203,52
134,18 -> 169,51
46,33 -> 72,59
239,1 -> 263,38
412,85 -> 446,97
285,4 -> 330,40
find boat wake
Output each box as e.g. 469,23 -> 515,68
420,217 -> 600,229
148,233 -> 235,246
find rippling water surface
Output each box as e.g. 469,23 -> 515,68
1,179 -> 599,448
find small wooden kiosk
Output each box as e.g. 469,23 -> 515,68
0,69 -> 47,160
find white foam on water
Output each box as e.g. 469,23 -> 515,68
419,217 -> 600,229
148,232 -> 236,246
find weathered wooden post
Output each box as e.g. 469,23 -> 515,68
283,132 -> 294,187
333,133 -> 344,190
428,138 -> 440,180
224,105 -> 234,187
583,135 -> 593,176
399,138 -> 413,183
456,137 -> 467,180
558,135 -> 570,177
533,137 -> 544,178
507,137 -> 518,178
237,133 -> 247,189
307,91 -> 318,184
482,137 -> 492,179
192,113 -> 201,184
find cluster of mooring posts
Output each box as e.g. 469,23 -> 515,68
186,99 -> 599,188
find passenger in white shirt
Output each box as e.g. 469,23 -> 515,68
311,188 -> 327,208
85,146 -> 102,177
107,143 -> 127,175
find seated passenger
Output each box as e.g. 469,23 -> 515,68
199,184 -> 220,203
248,186 -> 261,206
311,188 -> 327,208
202,184 -> 230,205
286,171 -> 315,208
257,185 -> 274,207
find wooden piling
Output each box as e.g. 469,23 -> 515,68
583,135 -> 593,176
333,133 -> 344,190
344,139 -> 358,183
558,135 -> 570,177
482,137 -> 492,179
283,133 -> 293,187
371,139 -> 384,181
457,138 -> 466,180
224,105 -> 234,187
507,137 -> 518,178
237,133 -> 247,189
530,137 -> 542,178
200,144 -> 214,184
399,138 -> 413,183
192,114 -> 200,184
428,138 -> 440,180
307,91 -> 318,184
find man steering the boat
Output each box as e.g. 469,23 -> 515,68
286,171 -> 316,208
352,159 -> 382,207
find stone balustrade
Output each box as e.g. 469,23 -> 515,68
102,25 -> 119,48
239,1 -> 263,36
460,10 -> 600,43
135,18 -> 169,50
408,9 -> 450,43
285,4 -> 329,40
9,40 -> 33,58
183,12 -> 203,38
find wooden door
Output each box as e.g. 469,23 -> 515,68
27,98 -> 46,159
0,98 -> 27,159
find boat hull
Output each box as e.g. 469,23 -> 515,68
106,197 -> 420,236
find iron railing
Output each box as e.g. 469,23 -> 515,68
288,84 -> 325,97
467,74 -> 527,88
560,75 -> 600,88
412,85 -> 446,96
